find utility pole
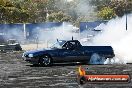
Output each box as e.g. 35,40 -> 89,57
36,34 -> 39,49
23,23 -> 26,40
125,0 -> 128,31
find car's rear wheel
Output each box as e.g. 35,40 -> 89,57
40,55 -> 52,66
89,53 -> 106,64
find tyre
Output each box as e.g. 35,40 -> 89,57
15,46 -> 22,51
15,44 -> 22,51
40,55 -> 52,66
77,76 -> 87,85
89,53 -> 106,65
32,64 -> 39,66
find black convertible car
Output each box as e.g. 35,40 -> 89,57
22,39 -> 115,66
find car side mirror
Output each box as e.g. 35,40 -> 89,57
62,46 -> 67,49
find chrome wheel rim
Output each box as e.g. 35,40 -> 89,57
42,56 -> 51,66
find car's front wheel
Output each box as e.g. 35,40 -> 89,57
40,55 -> 52,66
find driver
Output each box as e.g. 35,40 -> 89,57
66,42 -> 74,49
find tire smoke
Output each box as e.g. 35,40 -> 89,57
93,14 -> 132,64
33,22 -> 79,45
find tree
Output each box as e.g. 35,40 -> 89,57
90,0 -> 111,10
46,11 -> 72,22
10,0 -> 58,23
109,0 -> 132,17
0,0 -> 30,23
96,0 -> 132,17
98,7 -> 116,20
0,0 -> 17,23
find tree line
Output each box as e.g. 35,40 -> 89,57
0,0 -> 131,25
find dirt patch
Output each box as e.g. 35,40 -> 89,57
0,52 -> 132,88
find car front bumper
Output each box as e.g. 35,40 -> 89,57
23,57 -> 39,65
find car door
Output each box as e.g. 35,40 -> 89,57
61,41 -> 89,62
60,41 -> 78,62
76,48 -> 90,62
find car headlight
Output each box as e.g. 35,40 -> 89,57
22,53 -> 25,58
28,54 -> 33,58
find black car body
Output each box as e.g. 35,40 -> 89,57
22,40 -> 115,66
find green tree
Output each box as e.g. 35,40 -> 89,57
46,11 -> 72,22
0,0 -> 30,23
95,0 -> 132,17
109,0 -> 132,17
90,0 -> 111,10
11,0 -> 58,23
98,7 -> 116,20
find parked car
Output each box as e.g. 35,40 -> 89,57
0,35 -> 22,51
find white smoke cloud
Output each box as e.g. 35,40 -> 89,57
55,0 -> 96,21
34,22 -> 79,45
66,0 -> 73,2
74,0 -> 94,16
0,25 -> 25,43
92,14 -> 132,64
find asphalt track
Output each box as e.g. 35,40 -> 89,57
0,52 -> 132,88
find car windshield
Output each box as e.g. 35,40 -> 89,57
50,40 -> 66,49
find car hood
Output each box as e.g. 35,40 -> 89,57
23,48 -> 53,56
